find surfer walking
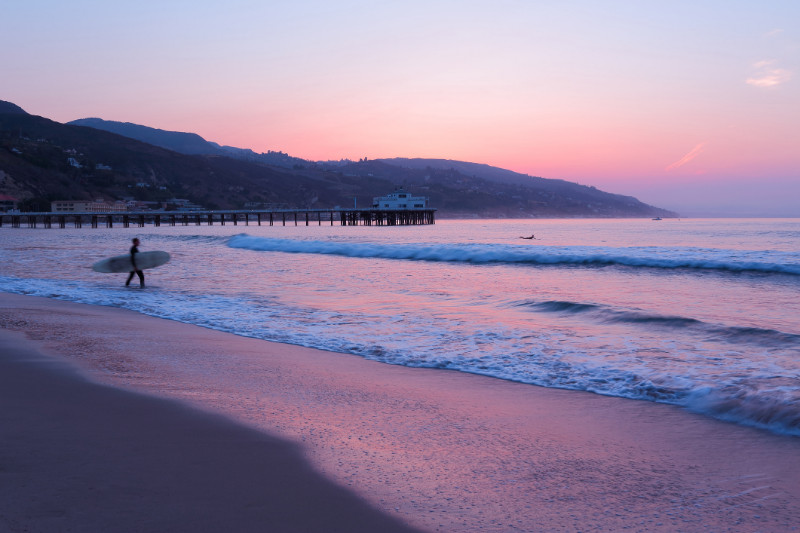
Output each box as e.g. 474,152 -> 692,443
126,238 -> 145,288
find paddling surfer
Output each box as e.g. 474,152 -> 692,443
125,238 -> 145,288
520,234 -> 536,240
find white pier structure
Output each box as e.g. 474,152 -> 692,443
372,188 -> 428,210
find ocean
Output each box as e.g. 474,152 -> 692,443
1,217 -> 798,436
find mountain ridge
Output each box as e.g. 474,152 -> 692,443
2,101 -> 677,218
69,118 -> 220,155
0,101 -> 27,115
378,157 -> 543,187
68,117 -> 309,169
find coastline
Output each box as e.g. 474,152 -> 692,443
1,292 -> 799,532
0,308 -> 420,532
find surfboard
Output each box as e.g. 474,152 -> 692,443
92,251 -> 171,273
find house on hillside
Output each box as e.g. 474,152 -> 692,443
372,188 -> 428,210
167,198 -> 205,211
0,194 -> 18,212
51,199 -> 127,213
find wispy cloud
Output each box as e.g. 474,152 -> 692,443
747,59 -> 791,87
665,142 -> 706,171
765,28 -> 784,38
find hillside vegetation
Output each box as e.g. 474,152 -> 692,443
1,101 -> 676,218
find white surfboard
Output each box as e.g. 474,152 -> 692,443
92,251 -> 171,273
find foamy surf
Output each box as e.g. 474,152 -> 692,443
227,234 -> 800,276
1,219 -> 798,437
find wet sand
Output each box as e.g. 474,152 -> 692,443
1,293 -> 799,532
0,323 -> 420,531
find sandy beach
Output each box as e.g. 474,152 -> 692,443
1,292 -> 799,532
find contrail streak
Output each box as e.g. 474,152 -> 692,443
665,142 -> 706,171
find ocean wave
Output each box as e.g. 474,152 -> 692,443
522,300 -> 800,348
687,385 -> 800,436
522,300 -> 601,314
227,234 -> 800,276
163,234 -> 232,244
2,278 -> 799,437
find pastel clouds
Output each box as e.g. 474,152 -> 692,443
747,59 -> 791,87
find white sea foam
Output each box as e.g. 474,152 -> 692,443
228,234 -> 800,275
3,270 -> 798,436
2,219 -> 799,436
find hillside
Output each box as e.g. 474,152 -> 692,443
2,101 -> 677,218
0,101 -> 27,115
379,158 -> 537,186
325,159 -> 672,218
69,118 -> 220,155
2,108 -> 372,211
67,117 -> 307,169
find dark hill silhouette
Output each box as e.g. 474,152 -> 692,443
69,118 -> 220,155
333,159 -> 670,218
1,108 -> 375,211
379,158 -> 537,186
68,117 -> 306,169
2,101 -> 677,217
0,101 -> 28,115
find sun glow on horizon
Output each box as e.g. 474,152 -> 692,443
3,0 -> 799,216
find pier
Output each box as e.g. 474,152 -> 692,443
0,208 -> 436,229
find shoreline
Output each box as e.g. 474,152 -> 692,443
0,327 -> 420,533
2,292 -> 799,532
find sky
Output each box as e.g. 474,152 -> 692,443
2,0 -> 799,216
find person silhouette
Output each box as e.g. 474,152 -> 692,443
125,238 -> 145,288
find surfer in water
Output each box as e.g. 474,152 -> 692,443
519,234 -> 537,240
126,238 -> 145,288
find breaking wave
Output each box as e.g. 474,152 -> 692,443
228,235 -> 800,276
2,275 -> 798,436
521,300 -> 800,348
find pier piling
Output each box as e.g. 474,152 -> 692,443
0,208 -> 435,230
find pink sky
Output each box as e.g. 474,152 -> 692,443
3,1 -> 798,216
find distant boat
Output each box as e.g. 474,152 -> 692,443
652,217 -> 662,221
